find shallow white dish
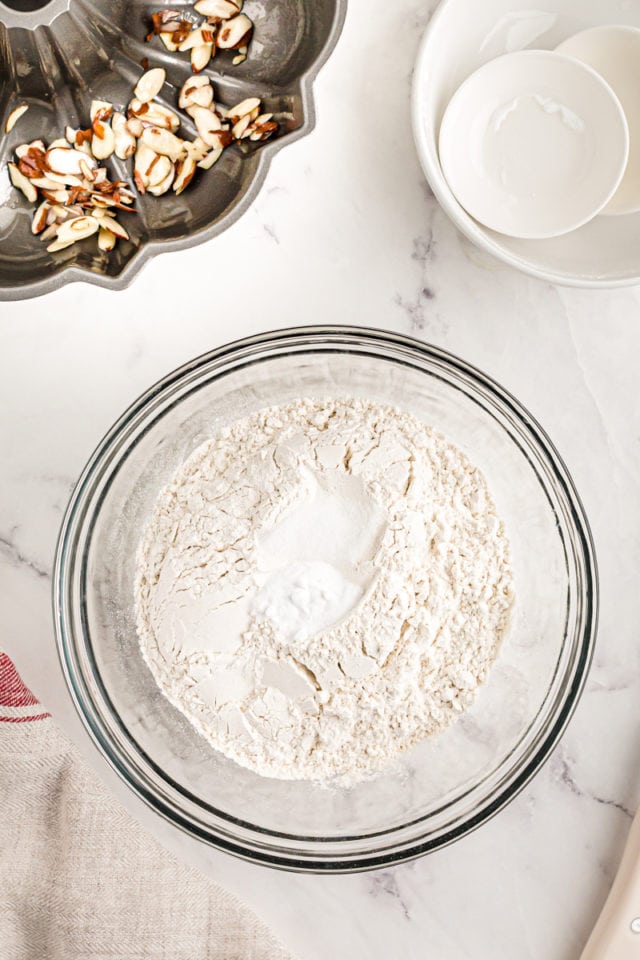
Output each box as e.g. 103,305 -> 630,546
556,25 -> 640,216
438,50 -> 628,239
412,0 -> 640,287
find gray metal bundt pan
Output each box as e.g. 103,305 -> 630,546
0,0 -> 346,300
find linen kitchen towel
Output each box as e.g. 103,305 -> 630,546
0,650 -> 293,960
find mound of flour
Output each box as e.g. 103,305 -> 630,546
135,398 -> 514,784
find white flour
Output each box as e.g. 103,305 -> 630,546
135,398 -> 514,784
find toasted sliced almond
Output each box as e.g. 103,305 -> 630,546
8,162 -> 38,203
140,126 -> 185,161
56,215 -> 100,243
232,46 -> 247,65
5,104 -> 29,134
197,144 -> 223,169
216,12 -> 252,48
98,227 -> 116,252
179,75 -> 214,110
173,155 -> 196,194
194,0 -> 241,18
191,43 -> 214,72
91,123 -> 116,160
134,67 -> 166,103
31,200 -> 50,234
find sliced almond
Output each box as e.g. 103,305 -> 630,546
98,216 -> 129,240
188,104 -> 223,142
41,188 -> 71,204
173,155 -> 196,194
98,227 -> 116,252
140,126 -> 185,162
147,153 -> 172,188
191,43 -> 214,72
139,102 -> 180,132
183,136 -> 211,162
197,144 -> 223,169
5,104 -> 29,134
42,169 -> 84,188
178,75 -> 214,110
48,137 -> 69,149
46,146 -> 97,177
228,97 -> 260,122
112,112 -> 137,160
56,215 -> 100,243
182,26 -> 217,50
31,200 -> 50,234
147,160 -> 175,196
159,32 -> 180,52
216,12 -> 252,49
30,175 -> 63,191
194,0 -> 241,18
47,237 -> 77,253
8,162 -> 38,203
126,117 -> 144,138
91,123 -> 116,160
134,67 -> 166,103
134,141 -> 158,191
90,99 -> 114,122
232,46 -> 247,66
232,114 -> 251,139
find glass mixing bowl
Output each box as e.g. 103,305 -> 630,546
54,327 -> 597,872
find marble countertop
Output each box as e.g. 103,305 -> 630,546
2,1 -> 640,957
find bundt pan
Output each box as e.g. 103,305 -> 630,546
0,0 -> 346,300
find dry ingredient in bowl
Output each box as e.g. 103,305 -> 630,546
135,398 -> 514,784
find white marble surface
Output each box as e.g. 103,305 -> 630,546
2,1 -> 640,957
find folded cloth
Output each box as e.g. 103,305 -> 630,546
0,651 -> 292,960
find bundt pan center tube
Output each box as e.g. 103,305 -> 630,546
0,0 -> 346,300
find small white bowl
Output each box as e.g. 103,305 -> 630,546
412,0 -> 640,287
556,25 -> 640,216
438,50 -> 629,240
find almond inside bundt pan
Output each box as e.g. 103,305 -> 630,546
0,0 -> 345,299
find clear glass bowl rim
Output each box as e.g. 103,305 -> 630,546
53,325 -> 598,873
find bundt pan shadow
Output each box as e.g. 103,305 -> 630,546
0,0 -> 346,300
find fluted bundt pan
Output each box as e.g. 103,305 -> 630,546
0,0 -> 345,300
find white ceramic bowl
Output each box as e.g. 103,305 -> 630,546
438,50 -> 629,239
556,25 -> 640,216
412,0 -> 640,287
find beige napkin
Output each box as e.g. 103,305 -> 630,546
0,651 -> 293,960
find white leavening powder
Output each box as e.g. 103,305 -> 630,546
135,398 -> 514,784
